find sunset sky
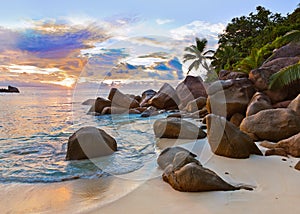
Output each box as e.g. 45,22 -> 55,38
0,0 -> 298,88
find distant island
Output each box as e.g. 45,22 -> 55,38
0,85 -> 20,93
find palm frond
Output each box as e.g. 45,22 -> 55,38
183,54 -> 197,62
269,62 -> 300,90
188,60 -> 200,72
184,46 -> 199,54
203,50 -> 215,56
196,38 -> 207,52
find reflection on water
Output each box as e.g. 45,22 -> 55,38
0,86 -> 162,183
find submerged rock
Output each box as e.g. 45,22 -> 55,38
66,126 -> 117,160
206,114 -> 262,158
153,118 -> 207,139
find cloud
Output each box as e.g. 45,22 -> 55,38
156,19 -> 174,25
0,16 -> 225,87
170,20 -> 225,47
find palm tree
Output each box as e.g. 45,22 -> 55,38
183,37 -> 215,74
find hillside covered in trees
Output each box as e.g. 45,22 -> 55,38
212,5 -> 300,73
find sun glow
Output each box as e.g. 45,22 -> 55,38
41,77 -> 76,88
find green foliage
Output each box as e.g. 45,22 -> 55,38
268,61 -> 300,90
212,5 -> 300,72
234,47 -> 269,72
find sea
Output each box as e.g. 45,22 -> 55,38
0,83 -> 176,183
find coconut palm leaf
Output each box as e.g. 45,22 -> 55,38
188,60 -> 200,72
268,62 -> 300,90
183,54 -> 197,63
184,46 -> 200,55
203,50 -> 215,56
196,37 -> 207,52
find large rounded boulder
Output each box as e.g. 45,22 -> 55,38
66,127 -> 117,160
157,147 -> 199,170
246,92 -> 273,116
206,114 -> 262,158
206,78 -> 255,118
108,88 -> 140,109
162,162 -> 239,192
153,118 -> 207,139
240,108 -> 300,142
175,76 -> 207,109
149,83 -> 179,110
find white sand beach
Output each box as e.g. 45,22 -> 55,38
1,140 -> 300,214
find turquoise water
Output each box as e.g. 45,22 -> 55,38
0,86 -> 163,183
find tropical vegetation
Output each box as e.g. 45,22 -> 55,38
184,4 -> 300,88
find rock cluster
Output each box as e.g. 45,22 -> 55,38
158,147 -> 250,192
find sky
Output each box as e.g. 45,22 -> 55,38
0,0 -> 299,88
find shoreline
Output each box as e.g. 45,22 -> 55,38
1,141 -> 300,214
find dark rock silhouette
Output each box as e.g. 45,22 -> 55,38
0,85 -> 20,93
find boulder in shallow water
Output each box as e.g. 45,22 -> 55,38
140,106 -> 159,117
88,97 -> 111,113
108,88 -> 140,109
153,118 -> 207,139
66,126 -> 117,160
82,99 -> 96,105
0,85 -> 20,93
